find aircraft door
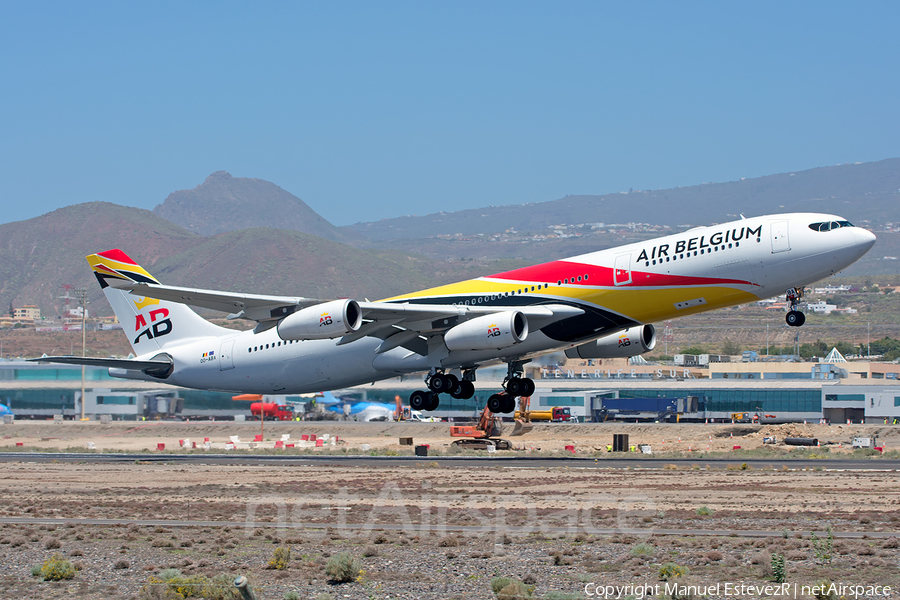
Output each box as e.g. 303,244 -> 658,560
219,339 -> 235,371
613,253 -> 632,286
770,220 -> 791,253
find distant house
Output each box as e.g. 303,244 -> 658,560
807,301 -> 837,315
813,284 -> 852,294
12,305 -> 40,322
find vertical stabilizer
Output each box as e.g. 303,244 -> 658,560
87,249 -> 230,355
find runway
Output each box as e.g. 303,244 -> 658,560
1,451 -> 898,470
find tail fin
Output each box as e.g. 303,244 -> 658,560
87,249 -> 230,355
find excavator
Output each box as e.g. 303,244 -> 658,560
449,394 -> 534,450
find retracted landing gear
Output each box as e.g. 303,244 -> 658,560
785,287 -> 806,327
410,369 -> 475,412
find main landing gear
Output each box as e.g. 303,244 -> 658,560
409,370 -> 476,412
486,361 -> 536,414
785,287 -> 806,327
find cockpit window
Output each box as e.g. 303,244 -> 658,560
808,220 -> 854,232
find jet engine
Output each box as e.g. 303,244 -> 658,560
564,324 -> 657,359
444,311 -> 528,351
277,299 -> 362,340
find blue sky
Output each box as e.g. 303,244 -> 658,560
2,2 -> 898,226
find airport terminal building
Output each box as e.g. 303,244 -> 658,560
2,359 -> 900,424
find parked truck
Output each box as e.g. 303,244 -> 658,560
513,406 -> 576,422
250,402 -> 294,421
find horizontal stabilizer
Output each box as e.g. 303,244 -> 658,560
109,280 -> 316,321
29,355 -> 173,372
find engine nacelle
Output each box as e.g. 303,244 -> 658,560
277,299 -> 362,340
444,311 -> 528,351
564,324 -> 657,359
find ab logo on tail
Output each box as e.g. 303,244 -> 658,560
133,297 -> 173,344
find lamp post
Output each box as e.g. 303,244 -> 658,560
75,288 -> 88,421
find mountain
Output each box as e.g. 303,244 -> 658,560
153,171 -> 348,241
343,158 -> 900,240
0,202 -> 524,318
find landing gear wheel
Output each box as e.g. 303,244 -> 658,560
521,378 -> 535,397
450,379 -> 475,399
786,310 -> 806,327
505,377 -> 525,396
426,392 -> 440,411
501,395 -> 517,414
409,390 -> 429,411
429,373 -> 457,393
487,394 -> 505,413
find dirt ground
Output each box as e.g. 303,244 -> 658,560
1,420 -> 899,455
1,422 -> 899,599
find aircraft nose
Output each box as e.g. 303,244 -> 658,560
855,227 -> 877,254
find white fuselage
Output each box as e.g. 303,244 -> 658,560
114,213 -> 875,394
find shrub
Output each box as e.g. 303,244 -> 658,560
811,526 -> 834,564
158,568 -> 183,581
630,542 -> 655,556
362,546 -> 379,557
139,574 -> 241,600
43,537 -> 61,550
29,565 -> 42,577
543,593 -> 582,600
658,562 -> 688,581
267,547 -> 290,570
137,578 -> 183,600
40,554 -> 76,581
325,551 -> 360,583
705,550 -> 723,561
497,581 -> 532,600
115,559 -> 130,570
438,536 -> 461,547
695,506 -> 713,516
882,537 -> 899,549
771,553 -> 786,583
284,593 -> 301,600
491,577 -> 514,594
204,574 -> 242,600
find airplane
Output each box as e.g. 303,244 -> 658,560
33,212 -> 875,414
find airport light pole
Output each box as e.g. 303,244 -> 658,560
76,288 -> 87,421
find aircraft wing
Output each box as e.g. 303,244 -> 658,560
111,281 -> 583,330
109,281 -> 584,354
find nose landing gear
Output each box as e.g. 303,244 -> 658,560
785,287 -> 806,327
